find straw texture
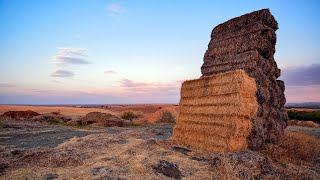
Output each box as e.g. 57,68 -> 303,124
200,9 -> 287,150
172,70 -> 258,153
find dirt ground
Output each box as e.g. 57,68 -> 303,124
0,106 -> 319,179
0,121 -> 319,179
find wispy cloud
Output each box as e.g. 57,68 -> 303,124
52,47 -> 89,65
120,78 -> 148,88
107,3 -> 127,16
50,47 -> 89,78
51,80 -> 61,83
0,83 -> 15,88
281,63 -> 320,85
119,78 -> 180,96
51,69 -> 74,78
104,70 -> 118,74
30,89 -> 50,93
54,55 -> 89,65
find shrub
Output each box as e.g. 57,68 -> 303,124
287,110 -> 320,123
51,111 -> 61,115
159,111 -> 175,123
120,111 -> 139,120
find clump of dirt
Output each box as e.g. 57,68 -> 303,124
1,111 -> 40,120
69,112 -> 132,127
153,160 -> 182,180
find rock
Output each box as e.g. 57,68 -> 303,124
43,173 -> 58,180
91,166 -> 112,176
153,160 -> 182,180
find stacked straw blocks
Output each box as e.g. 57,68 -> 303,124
173,70 -> 258,152
201,9 -> 287,150
173,9 -> 287,152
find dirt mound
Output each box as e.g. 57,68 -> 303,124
31,113 -> 72,123
138,108 -> 177,123
70,112 -> 132,127
1,110 -> 40,119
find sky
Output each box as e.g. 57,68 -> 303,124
0,0 -> 319,104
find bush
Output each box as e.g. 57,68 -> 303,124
120,111 -> 139,120
51,111 -> 61,115
159,111 -> 175,123
287,110 -> 320,123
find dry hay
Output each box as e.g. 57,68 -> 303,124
287,120 -> 319,128
172,70 -> 258,152
1,128 -> 319,179
262,131 -> 320,165
200,9 -> 287,149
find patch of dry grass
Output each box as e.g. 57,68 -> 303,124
262,131 -> 320,165
288,120 -> 319,128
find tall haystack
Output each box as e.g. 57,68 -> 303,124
173,70 -> 258,152
173,9 -> 287,152
201,9 -> 287,149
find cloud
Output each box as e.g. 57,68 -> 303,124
119,78 -> 180,96
0,83 -> 15,88
30,89 -> 50,93
280,64 -> 320,85
54,55 -> 89,65
50,70 -> 74,78
104,70 -> 118,74
52,47 -> 89,65
51,80 -> 61,83
107,3 -> 127,16
285,85 -> 320,103
120,78 -> 148,88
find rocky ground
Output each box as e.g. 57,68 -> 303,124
0,120 -> 319,180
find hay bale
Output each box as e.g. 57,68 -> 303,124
211,9 -> 278,36
172,70 -> 258,153
199,9 -> 287,149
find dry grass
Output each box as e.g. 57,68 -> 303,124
288,120 -> 319,128
1,127 -> 319,179
262,131 -> 320,165
173,70 -> 258,153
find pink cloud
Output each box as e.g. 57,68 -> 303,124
285,85 -> 320,103
119,78 -> 180,95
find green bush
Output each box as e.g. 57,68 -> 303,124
287,110 -> 320,123
120,111 -> 139,120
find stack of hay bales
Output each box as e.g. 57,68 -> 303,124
173,70 -> 258,152
173,9 -> 287,152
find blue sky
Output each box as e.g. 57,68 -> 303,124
0,0 -> 319,104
